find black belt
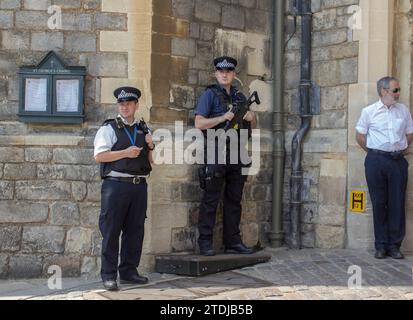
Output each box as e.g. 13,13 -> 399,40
104,176 -> 146,184
368,148 -> 404,159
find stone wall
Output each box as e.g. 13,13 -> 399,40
283,0 -> 359,249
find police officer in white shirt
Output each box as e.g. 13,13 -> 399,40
94,86 -> 155,291
356,76 -> 413,259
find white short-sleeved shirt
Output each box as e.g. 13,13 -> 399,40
356,100 -> 413,152
94,115 -> 148,178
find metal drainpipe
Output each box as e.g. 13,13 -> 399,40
289,0 -> 313,249
268,0 -> 286,248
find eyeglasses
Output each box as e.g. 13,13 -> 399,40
388,88 -> 401,94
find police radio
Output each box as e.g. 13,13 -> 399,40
115,116 -> 125,129
139,118 -> 151,135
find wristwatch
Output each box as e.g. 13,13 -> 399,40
148,143 -> 155,151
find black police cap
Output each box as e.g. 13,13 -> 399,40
113,86 -> 141,103
213,56 -> 237,70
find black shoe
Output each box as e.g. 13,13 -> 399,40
388,248 -> 404,259
120,274 -> 149,285
374,250 -> 387,259
225,243 -> 254,254
198,241 -> 216,256
199,248 -> 216,256
103,280 -> 119,291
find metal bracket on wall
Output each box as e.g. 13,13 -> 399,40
310,85 -> 321,115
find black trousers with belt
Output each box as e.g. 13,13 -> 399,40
99,179 -> 147,281
364,150 -> 408,251
198,164 -> 247,248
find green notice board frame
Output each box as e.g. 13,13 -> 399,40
18,51 -> 86,124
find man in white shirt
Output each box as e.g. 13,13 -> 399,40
94,86 -> 155,290
356,76 -> 413,259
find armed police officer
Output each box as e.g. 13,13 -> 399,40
195,56 -> 257,256
94,86 -> 155,291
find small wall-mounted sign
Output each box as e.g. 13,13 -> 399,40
18,51 -> 86,124
350,190 -> 366,213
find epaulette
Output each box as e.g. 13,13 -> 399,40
102,119 -> 115,126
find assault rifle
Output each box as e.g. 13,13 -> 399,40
223,91 -> 261,131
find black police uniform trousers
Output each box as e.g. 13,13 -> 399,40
365,150 -> 408,251
198,163 -> 246,248
99,179 -> 147,281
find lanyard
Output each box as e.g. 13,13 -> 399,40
123,125 -> 138,146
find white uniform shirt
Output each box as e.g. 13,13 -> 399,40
356,100 -> 413,152
94,115 -> 148,178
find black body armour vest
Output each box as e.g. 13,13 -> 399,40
201,85 -> 250,166
100,120 -> 152,178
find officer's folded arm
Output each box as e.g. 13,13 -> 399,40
195,113 -> 233,130
94,147 -> 142,163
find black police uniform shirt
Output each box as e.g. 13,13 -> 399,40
195,85 -> 246,121
94,115 -> 149,178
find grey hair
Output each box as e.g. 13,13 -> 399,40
377,76 -> 399,96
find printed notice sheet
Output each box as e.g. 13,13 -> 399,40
25,78 -> 47,112
56,79 -> 79,112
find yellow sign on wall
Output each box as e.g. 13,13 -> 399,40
350,191 -> 366,213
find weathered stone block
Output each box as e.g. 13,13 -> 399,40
80,53 -> 128,77
172,0 -> 195,19
81,256 -> 99,277
25,148 -> 53,163
66,227 -> 93,254
91,230 -> 102,256
245,9 -> 271,34
317,205 -> 346,227
222,5 -> 245,30
4,163 -> 36,179
313,29 -> 348,47
0,201 -> 48,223
53,148 -> 94,165
9,255 -> 43,279
15,181 -> 72,200
170,84 -> 195,109
195,0 -> 221,23
0,226 -> 21,252
72,181 -> 87,201
2,31 -> 30,50
315,225 -> 345,249
151,203 -> 189,229
86,182 -> 101,202
65,33 -> 96,52
0,0 -> 21,10
22,226 -> 66,253
0,11 -> 13,28
171,38 -> 196,57
43,254 -> 80,277
0,254 -> 7,278
95,13 -> 127,30
0,147 -> 24,162
61,13 -> 92,31
54,0 -> 81,8
15,11 -> 49,29
313,8 -> 337,31
50,202 -> 80,226
240,222 -> 259,247
190,42 -> 213,70
23,0 -> 50,10
79,203 -> 100,227
171,227 -> 196,252
0,181 -> 14,200
200,24 -> 214,41
319,176 -> 346,206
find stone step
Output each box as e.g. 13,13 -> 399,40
155,251 -> 271,276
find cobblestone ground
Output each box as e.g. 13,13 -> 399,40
1,249 -> 412,300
